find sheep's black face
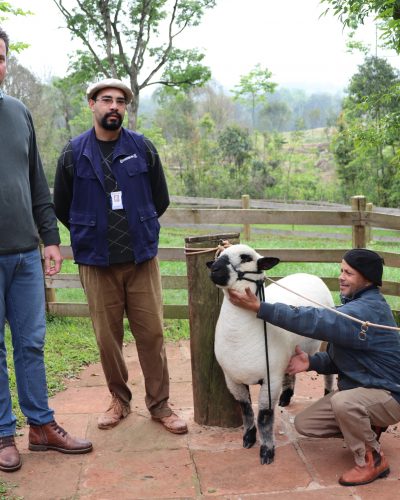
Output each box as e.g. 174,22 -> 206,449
206,254 -> 230,287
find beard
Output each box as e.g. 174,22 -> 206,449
101,112 -> 123,130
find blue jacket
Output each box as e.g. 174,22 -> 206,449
258,286 -> 400,403
69,128 -> 160,266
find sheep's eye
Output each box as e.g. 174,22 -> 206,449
240,254 -> 253,263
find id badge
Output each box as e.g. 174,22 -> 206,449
111,191 -> 123,210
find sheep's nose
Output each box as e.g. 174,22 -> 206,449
208,264 -> 230,286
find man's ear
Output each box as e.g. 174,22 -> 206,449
257,257 -> 280,272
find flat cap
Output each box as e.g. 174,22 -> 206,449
343,248 -> 384,286
86,78 -> 133,103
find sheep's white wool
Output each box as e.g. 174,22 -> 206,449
215,272 -> 333,387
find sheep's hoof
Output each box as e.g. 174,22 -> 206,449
260,445 -> 275,465
278,388 -> 294,407
243,426 -> 257,448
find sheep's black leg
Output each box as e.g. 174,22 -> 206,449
240,401 -> 257,448
258,408 -> 275,464
279,373 -> 295,407
225,378 -> 256,449
319,342 -> 336,394
324,373 -> 335,394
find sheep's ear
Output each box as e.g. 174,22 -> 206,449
206,261 -> 214,269
257,257 -> 280,271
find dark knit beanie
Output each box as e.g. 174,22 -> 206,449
342,249 -> 384,286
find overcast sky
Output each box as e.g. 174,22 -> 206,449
6,0 -> 400,94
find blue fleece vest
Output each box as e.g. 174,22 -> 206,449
69,128 -> 160,266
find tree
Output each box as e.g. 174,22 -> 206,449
331,55 -> 400,206
330,112 -> 357,199
2,55 -> 43,108
218,125 -> 252,178
231,64 -> 277,130
259,100 -> 291,132
196,80 -> 235,132
320,0 -> 400,53
0,1 -> 31,52
346,55 -> 399,121
52,0 -> 216,128
52,76 -> 89,139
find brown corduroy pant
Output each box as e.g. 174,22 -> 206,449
79,257 -> 172,418
294,388 -> 400,466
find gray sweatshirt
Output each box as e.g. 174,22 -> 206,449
0,94 -> 60,254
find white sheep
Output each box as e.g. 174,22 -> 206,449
206,243 -> 335,464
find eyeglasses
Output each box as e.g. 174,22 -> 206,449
95,96 -> 127,106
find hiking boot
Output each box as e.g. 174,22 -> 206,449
0,435 -> 22,472
29,421 -> 93,454
152,412 -> 188,434
98,394 -> 131,429
339,448 -> 390,486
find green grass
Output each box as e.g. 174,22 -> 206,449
0,478 -> 21,500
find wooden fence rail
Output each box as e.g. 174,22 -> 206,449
44,195 -> 400,319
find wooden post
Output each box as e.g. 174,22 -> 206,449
366,202 -> 373,243
241,194 -> 251,241
185,232 -> 242,427
351,195 -> 367,248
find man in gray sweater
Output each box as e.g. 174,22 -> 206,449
0,27 -> 92,472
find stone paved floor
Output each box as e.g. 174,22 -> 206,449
2,340 -> 400,499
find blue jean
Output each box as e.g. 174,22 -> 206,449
0,248 -> 54,436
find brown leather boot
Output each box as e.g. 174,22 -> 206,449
29,421 -> 92,454
151,412 -> 188,434
339,448 -> 390,486
98,394 -> 131,429
0,435 -> 22,472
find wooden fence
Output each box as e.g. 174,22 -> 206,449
44,195 -> 400,319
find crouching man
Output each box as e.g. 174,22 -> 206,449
228,248 -> 400,486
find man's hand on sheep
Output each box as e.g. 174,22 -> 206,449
286,345 -> 310,375
228,287 -> 261,312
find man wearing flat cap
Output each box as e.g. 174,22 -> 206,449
228,248 -> 400,487
53,78 -> 187,435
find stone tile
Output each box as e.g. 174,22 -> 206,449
66,362 -> 106,388
79,448 -> 197,499
10,452 -> 89,500
168,381 -> 194,407
50,385 -> 110,414
163,340 -> 186,360
189,424 -> 243,451
297,437 -> 354,486
168,357 -> 193,382
194,444 -> 311,496
88,413 -> 189,453
202,487 -> 354,499
353,475 -> 400,498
